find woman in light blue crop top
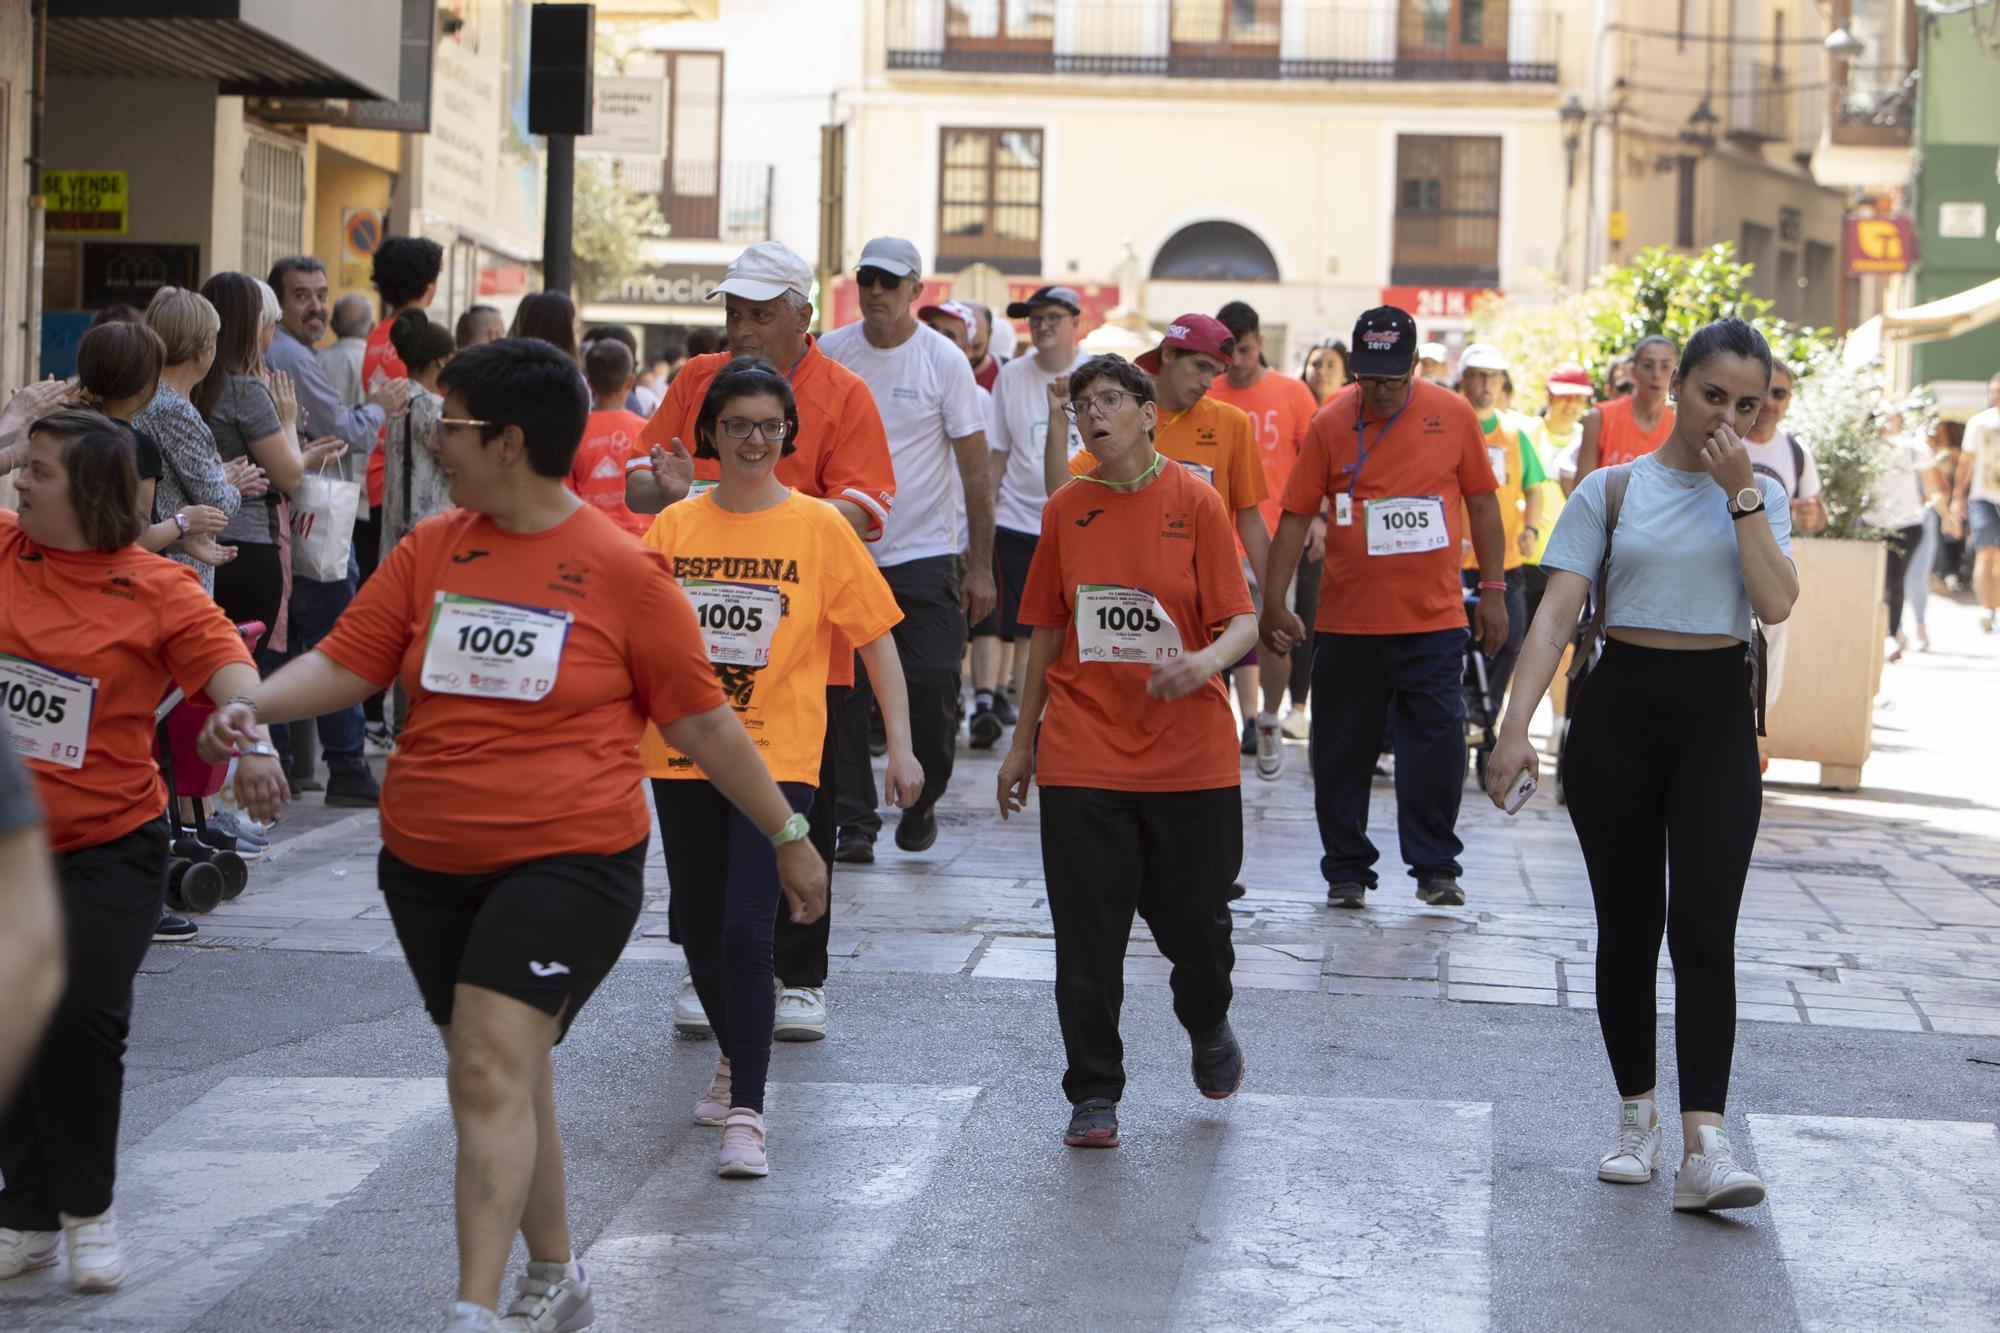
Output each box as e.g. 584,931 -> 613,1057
1481,318 -> 1799,1216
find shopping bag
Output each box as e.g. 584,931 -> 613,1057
290,462 -> 360,582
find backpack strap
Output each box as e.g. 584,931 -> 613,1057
1566,463 -> 1632,685
1787,434 -> 1805,492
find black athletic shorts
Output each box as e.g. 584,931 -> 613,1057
969,525 -> 1039,642
379,838 -> 647,1041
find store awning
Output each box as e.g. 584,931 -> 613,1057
1880,275 -> 2000,345
47,1 -> 402,100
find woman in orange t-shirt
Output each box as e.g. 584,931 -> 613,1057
0,410 -> 280,1292
1578,335 -> 1678,479
996,355 -> 1257,1152
198,339 -> 826,1333
642,357 -> 917,1179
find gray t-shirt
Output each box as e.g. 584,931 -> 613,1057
205,374 -> 284,544
1542,451 -> 1792,643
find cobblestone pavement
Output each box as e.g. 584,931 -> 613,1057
179,596 -> 2000,1041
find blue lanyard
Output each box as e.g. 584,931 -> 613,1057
1348,401 -> 1406,498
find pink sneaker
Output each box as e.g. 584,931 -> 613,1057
717,1109 -> 768,1178
693,1057 -> 732,1127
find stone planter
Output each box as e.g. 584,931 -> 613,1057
1763,536 -> 1889,790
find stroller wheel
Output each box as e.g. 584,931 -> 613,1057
214,850 -> 249,900
168,860 -> 225,914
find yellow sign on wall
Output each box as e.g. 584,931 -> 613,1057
41,171 -> 127,236
1607,211 -> 1628,243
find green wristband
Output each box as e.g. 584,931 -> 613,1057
769,812 -> 810,848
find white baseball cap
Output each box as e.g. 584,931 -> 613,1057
857,235 -> 923,278
1418,341 -> 1449,363
1459,342 -> 1509,373
707,241 -> 815,303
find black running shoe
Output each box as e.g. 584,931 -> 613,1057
894,806 -> 937,853
1191,1021 -> 1246,1100
968,707 -> 1002,750
1063,1098 -> 1120,1148
1326,881 -> 1368,909
153,914 -> 198,942
993,691 -> 1019,726
1416,876 -> 1466,907
834,831 -> 875,865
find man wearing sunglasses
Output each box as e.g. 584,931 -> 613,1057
1741,358 -> 1825,762
822,237 -> 995,863
1260,306 -> 1505,911
623,239 -> 896,1043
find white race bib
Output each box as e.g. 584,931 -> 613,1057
0,654 -> 96,770
1182,461 -> 1216,488
688,479 -> 719,499
1488,445 -> 1509,488
420,593 -> 573,701
683,580 -> 783,666
1075,585 -> 1183,664
1364,496 -> 1449,556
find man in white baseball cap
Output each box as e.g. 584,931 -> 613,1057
1418,341 -> 1451,384
1454,342 -> 1544,713
622,236 -> 897,1044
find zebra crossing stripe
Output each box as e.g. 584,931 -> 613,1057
582,1082 -> 982,1330
0,1076 -> 446,1332
1169,1095 -> 1494,1332
1749,1113 -> 2000,1332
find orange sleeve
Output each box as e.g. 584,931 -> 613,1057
819,383 -> 894,540
1282,414 -> 1333,516
1230,413 -> 1267,509
1456,408 -> 1500,498
1016,507 -> 1070,629
634,362 -> 702,462
1288,381 -> 1317,450
627,549 -> 727,727
822,517 -> 904,647
1192,485 -> 1256,628
158,566 -> 256,696
1068,450 -> 1093,477
318,524 -> 423,687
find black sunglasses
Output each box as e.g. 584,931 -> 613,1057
854,267 -> 905,290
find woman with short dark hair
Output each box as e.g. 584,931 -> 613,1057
0,410 -> 282,1291
1486,317 -> 1799,1214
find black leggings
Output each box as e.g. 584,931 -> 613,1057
1882,522 -> 1924,637
653,778 -> 815,1114
1563,641 -> 1760,1114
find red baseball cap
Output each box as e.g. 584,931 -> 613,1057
1137,313 -> 1235,375
1546,362 -> 1595,396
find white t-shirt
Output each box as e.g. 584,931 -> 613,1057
821,322 -> 989,567
1744,429 -> 1823,504
1865,437 -> 1932,530
989,350 -> 1088,537
1966,406 -> 2000,505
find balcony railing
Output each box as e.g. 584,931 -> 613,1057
639,161 -> 773,244
1725,61 -> 1790,144
885,1 -> 1561,84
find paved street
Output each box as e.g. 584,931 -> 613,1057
5,598 -> 1997,1332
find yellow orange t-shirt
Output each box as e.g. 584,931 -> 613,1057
637,491 -> 902,785
0,513 -> 253,852
1070,393 -> 1267,522
1460,411 -> 1548,572
316,503 -> 723,874
1281,378 -> 1498,635
1018,461 -> 1253,792
1205,371 -> 1319,535
569,409 -> 651,537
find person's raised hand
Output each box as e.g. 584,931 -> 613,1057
0,378 -> 76,439
649,438 -> 695,504
300,436 -> 347,470
181,534 -> 238,567
265,370 -> 299,430
1698,420 -> 1757,497
368,377 -> 412,416
179,504 -> 228,537
223,456 -> 270,498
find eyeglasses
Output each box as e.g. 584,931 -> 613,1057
439,417 -> 496,431
1062,390 -> 1134,419
1026,311 -> 1073,330
1354,374 -> 1409,388
716,417 -> 791,441
854,267 -> 903,290
1611,382 -> 1635,396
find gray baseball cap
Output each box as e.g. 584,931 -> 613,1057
856,236 -> 923,278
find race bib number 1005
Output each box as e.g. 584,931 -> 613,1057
420,593 -> 573,701
1364,495 -> 1449,556
683,580 -> 784,666
0,654 -> 96,769
1075,584 -> 1184,664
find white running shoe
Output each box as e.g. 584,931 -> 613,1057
1673,1125 -> 1767,1212
500,1258 -> 595,1332
693,1057 -> 733,1127
1280,706 -> 1311,741
773,986 -> 827,1042
60,1210 -> 124,1291
1597,1098 -> 1662,1183
443,1301 -> 502,1332
671,978 -> 711,1038
0,1227 -> 60,1279
1254,723 -> 1284,781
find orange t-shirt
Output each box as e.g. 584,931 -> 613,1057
1017,461 -> 1254,792
316,503 -> 723,873
1205,371 -> 1319,535
1280,378 -> 1498,636
569,408 -> 651,537
1595,394 -> 1676,467
638,491 -> 902,785
0,513 -> 253,852
362,320 -> 408,508
1069,393 -> 1267,522
632,342 -> 896,688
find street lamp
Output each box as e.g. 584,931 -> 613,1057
1560,94 -> 1587,187
1682,97 -> 1719,150
1824,25 -> 1866,57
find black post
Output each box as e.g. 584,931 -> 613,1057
544,132 -> 575,295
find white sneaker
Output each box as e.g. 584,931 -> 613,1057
1597,1098 -> 1662,1183
671,978 -> 711,1038
443,1301 -> 502,1332
0,1227 -> 60,1279
1280,706 -> 1311,741
773,986 -> 827,1042
1673,1125 -> 1767,1212
499,1258 -> 595,1332
60,1210 -> 124,1291
1254,723 -> 1284,781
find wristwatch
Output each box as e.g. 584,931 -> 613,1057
1729,486 -> 1764,519
769,812 -> 810,848
173,511 -> 191,539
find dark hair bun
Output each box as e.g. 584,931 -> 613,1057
389,306 -> 454,371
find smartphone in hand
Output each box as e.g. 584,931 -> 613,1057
1503,768 -> 1537,815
